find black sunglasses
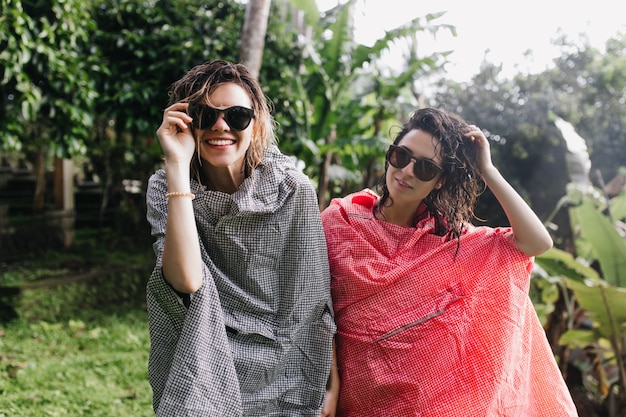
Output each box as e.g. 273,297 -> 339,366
188,105 -> 255,131
386,144 -> 443,181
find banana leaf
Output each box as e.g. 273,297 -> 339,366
564,279 -> 626,341
535,247 -> 603,285
571,199 -> 626,287
610,186 -> 626,221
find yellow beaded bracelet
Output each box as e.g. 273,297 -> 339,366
165,192 -> 195,200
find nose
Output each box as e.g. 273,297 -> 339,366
211,112 -> 229,131
401,159 -> 417,177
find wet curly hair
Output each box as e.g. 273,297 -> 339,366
377,107 -> 484,240
167,59 -> 276,182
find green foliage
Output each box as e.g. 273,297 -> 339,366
286,1 -> 454,205
610,173 -> 626,221
572,199 -> 626,287
0,0 -> 101,157
13,265 -> 149,323
528,273 -> 559,325
565,280 -> 626,338
0,310 -> 152,416
536,247 -> 602,284
538,33 -> 626,193
0,0 -> 456,211
555,189 -> 626,355
285,0 -> 320,27
0,265 -> 70,288
533,117 -> 626,411
300,2 -> 451,145
536,242 -> 626,406
257,2 -> 308,145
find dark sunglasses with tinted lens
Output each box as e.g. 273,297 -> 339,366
188,105 -> 255,131
386,144 -> 443,181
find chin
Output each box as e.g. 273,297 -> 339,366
200,154 -> 245,169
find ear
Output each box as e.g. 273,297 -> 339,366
434,177 -> 445,189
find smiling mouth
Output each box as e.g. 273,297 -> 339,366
395,177 -> 412,188
204,139 -> 235,146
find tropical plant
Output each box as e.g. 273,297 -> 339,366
283,0 -> 455,208
535,117 -> 626,416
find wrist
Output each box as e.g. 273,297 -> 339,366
165,162 -> 191,192
480,165 -> 500,182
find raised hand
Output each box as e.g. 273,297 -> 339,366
156,102 -> 196,166
464,124 -> 494,175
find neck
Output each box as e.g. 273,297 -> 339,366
202,163 -> 247,194
377,201 -> 422,227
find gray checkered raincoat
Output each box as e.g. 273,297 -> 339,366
146,147 -> 336,416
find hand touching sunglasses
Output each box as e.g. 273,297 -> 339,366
188,105 -> 255,131
386,145 -> 443,181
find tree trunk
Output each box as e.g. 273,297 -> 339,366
317,126 -> 336,210
53,157 -> 74,211
317,152 -> 332,211
240,0 -> 271,79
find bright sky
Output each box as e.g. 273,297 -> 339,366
317,0 -> 626,82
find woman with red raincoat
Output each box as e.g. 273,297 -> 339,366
321,108 -> 578,416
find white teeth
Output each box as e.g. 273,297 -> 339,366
206,139 -> 235,146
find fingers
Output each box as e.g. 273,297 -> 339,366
160,102 -> 193,133
463,125 -> 493,173
156,103 -> 197,164
465,124 -> 484,142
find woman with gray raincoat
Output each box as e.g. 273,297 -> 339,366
145,60 -> 338,417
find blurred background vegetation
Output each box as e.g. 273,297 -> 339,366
1,0 -> 625,415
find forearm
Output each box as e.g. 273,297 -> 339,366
161,162 -> 203,293
321,339 -> 340,417
329,339 -> 339,389
482,166 -> 553,256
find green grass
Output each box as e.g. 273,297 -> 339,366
0,309 -> 153,417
